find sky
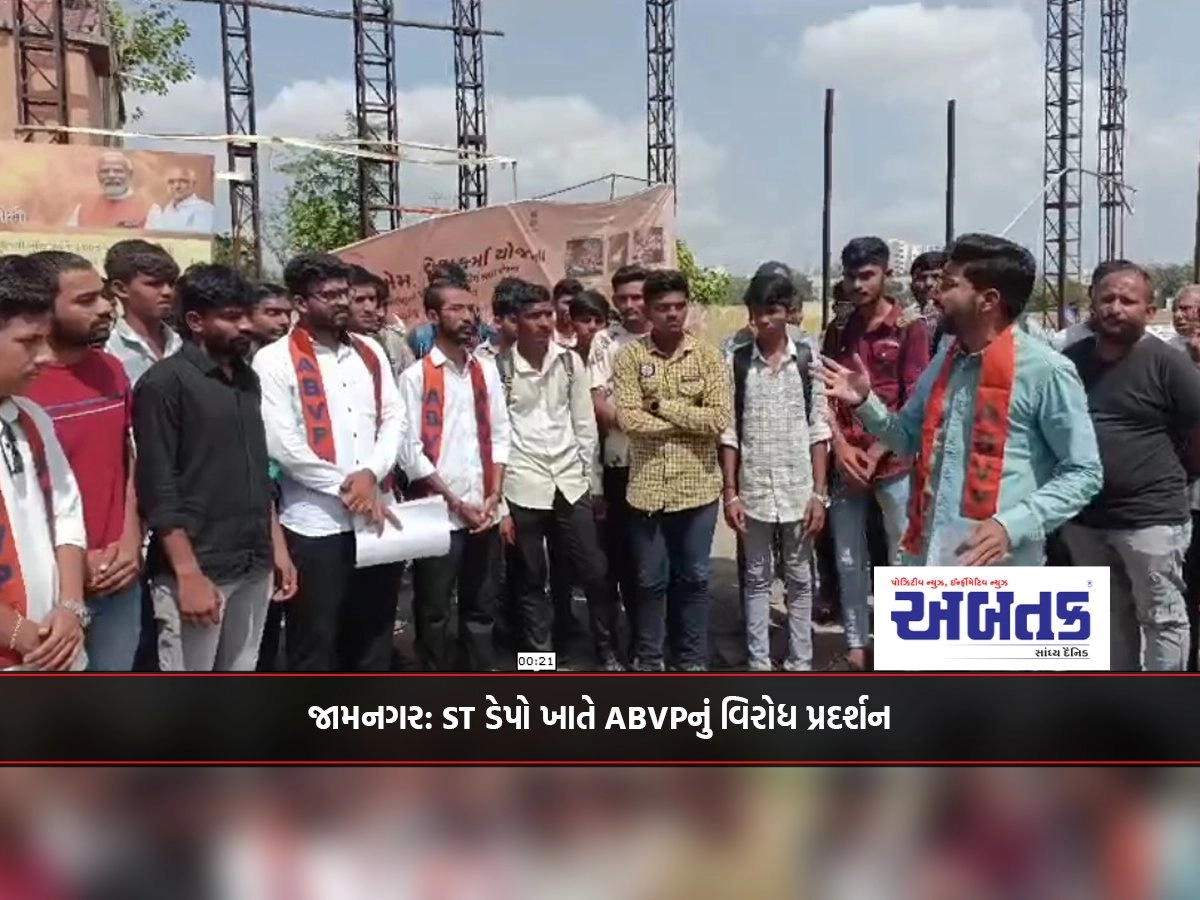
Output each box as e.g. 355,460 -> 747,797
132,0 -> 1200,276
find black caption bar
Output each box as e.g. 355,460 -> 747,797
4,674 -> 1197,763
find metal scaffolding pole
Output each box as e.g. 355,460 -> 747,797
13,0 -> 70,142
452,0 -> 488,210
1042,0 -> 1085,330
353,0 -> 401,235
219,0 -> 262,275
645,0 -> 676,195
1097,0 -> 1128,263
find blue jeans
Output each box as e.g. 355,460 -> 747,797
631,501 -> 719,670
829,473 -> 910,650
85,582 -> 144,671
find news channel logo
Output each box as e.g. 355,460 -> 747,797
872,567 -> 1110,671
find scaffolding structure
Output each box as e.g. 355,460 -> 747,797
1097,0 -> 1128,263
645,0 -> 676,192
353,0 -> 401,236
13,0 -> 70,142
219,0 -> 262,275
1042,0 -> 1085,329
452,0 -> 488,210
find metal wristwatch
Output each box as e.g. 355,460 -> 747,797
56,600 -> 91,630
812,492 -> 831,509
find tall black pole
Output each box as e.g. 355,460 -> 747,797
1193,139 -> 1200,284
945,99 -> 956,247
821,88 -> 834,331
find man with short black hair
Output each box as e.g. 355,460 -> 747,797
589,264 -> 650,656
399,278 -> 510,671
475,277 -> 522,362
103,239 -> 181,386
496,281 -> 617,668
1063,262 -> 1200,671
568,290 -> 609,365
551,277 -> 583,349
821,233 -> 1102,571
720,268 -> 830,671
247,282 -> 291,356
135,264 -> 296,671
255,253 -> 403,672
822,237 -> 929,668
26,251 -> 142,670
0,255 -> 88,671
910,250 -> 947,347
613,269 -> 731,671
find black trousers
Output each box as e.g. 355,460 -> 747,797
1185,511 -> 1200,672
133,575 -> 159,671
284,529 -> 402,672
256,600 -> 286,672
603,466 -> 639,651
412,527 -> 500,671
510,491 -> 619,659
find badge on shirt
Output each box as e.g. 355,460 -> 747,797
639,363 -> 655,378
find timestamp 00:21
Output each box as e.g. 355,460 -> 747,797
516,652 -> 558,672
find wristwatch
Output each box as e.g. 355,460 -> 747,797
812,492 -> 831,509
56,600 -> 91,630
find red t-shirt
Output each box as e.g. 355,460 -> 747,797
26,349 -> 132,550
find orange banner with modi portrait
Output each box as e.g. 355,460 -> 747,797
336,185 -> 676,324
0,141 -> 216,269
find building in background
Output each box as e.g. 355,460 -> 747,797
0,0 -> 120,142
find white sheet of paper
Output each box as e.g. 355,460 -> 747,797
355,496 -> 452,568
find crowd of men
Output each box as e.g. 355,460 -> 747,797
0,228 -> 1197,673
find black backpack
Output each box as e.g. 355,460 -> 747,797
732,340 -> 814,444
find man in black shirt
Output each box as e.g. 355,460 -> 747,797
1062,261 -> 1200,671
134,264 -> 297,671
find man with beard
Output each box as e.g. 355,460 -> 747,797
66,151 -> 151,229
551,277 -> 583,349
255,253 -> 402,672
0,256 -> 88,672
25,252 -> 142,670
398,277 -> 510,671
820,233 -> 1102,570
135,264 -> 296,671
822,237 -> 929,669
910,250 -> 947,349
589,264 -> 651,660
1062,263 -> 1200,671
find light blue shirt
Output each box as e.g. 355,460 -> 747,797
858,328 -> 1102,565
104,315 -> 182,386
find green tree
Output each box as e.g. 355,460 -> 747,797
265,118 -> 362,260
213,232 -> 257,276
724,268 -> 815,306
106,0 -> 195,121
676,239 -> 730,306
1145,263 -> 1192,303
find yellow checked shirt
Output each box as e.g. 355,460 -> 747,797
612,333 -> 732,513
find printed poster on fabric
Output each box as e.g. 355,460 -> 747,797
335,186 -> 676,325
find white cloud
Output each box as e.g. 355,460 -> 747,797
795,2 -> 1200,268
130,76 -> 727,244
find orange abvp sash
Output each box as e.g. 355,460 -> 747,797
902,327 -> 1016,557
419,355 -> 496,498
288,328 -> 392,491
0,407 -> 54,669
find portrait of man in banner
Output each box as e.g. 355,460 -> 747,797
146,166 -> 215,233
65,150 -> 153,229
